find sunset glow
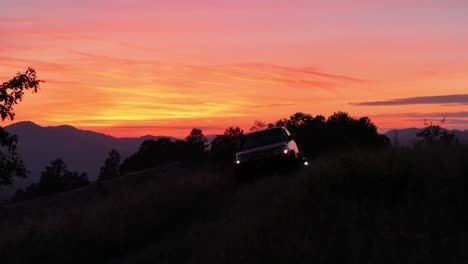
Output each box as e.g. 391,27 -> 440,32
2,0 -> 468,137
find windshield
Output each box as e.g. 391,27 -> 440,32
243,128 -> 288,149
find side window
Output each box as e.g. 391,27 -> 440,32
285,131 -> 289,141
284,129 -> 291,142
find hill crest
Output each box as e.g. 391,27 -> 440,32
0,121 -> 176,201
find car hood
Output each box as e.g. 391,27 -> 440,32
237,142 -> 287,156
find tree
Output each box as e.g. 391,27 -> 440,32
224,126 -> 244,138
252,111 -> 389,157
324,112 -> 389,150
210,126 -> 245,163
274,118 -> 289,128
38,159 -> 68,194
287,112 -> 313,128
0,67 -> 43,188
186,128 -> 208,150
13,159 -> 89,201
184,128 -> 208,163
62,170 -> 89,191
416,118 -> 457,145
120,137 -> 190,173
99,149 -> 122,181
250,120 -> 267,131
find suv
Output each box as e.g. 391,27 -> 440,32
234,127 -> 308,174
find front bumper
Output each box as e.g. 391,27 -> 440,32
235,154 -> 296,168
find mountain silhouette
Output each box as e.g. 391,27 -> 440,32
385,127 -> 468,145
0,121 -> 175,201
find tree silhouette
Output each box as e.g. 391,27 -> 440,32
120,137 -> 194,172
186,128 -> 208,150
39,159 -> 68,194
120,112 -> 390,174
61,169 -> 89,191
211,126 -> 245,163
0,67 -> 43,188
287,112 -> 313,128
13,159 -> 89,201
324,112 -> 389,150
99,149 -> 122,181
274,118 -> 289,127
121,138 -> 175,172
184,128 -> 208,163
265,111 -> 389,157
121,129 -> 210,171
250,120 -> 267,131
416,117 -> 457,146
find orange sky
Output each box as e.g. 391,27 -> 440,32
2,0 -> 468,137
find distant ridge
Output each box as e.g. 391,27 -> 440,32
2,121 -> 467,201
384,127 -> 468,145
1,121 -> 176,200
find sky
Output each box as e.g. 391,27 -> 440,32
1,0 -> 468,137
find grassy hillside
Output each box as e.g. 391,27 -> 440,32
1,145 -> 468,263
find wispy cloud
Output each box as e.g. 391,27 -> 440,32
181,63 -> 363,91
74,124 -> 225,131
236,63 -> 369,83
375,111 -> 468,118
251,103 -> 296,108
3,0 -> 468,136
351,94 -> 468,106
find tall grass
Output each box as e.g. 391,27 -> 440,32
301,144 -> 468,263
1,145 -> 468,263
0,164 -> 234,263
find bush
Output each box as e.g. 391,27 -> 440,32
12,159 -> 89,202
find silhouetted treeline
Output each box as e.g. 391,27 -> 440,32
210,111 -> 390,163
271,112 -> 390,157
10,111 -> 461,202
120,128 -> 209,173
414,118 -> 458,147
12,159 -> 89,202
119,111 -> 390,174
4,113 -> 468,262
8,110 -> 395,196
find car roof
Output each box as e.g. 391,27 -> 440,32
246,126 -> 288,136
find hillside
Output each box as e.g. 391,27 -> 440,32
1,121 -> 175,200
1,144 -> 468,263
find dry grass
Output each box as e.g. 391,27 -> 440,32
0,163 -> 235,263
1,145 -> 468,263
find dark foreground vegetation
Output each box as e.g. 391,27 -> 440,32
2,68 -> 467,263
1,142 -> 468,263
0,67 -> 42,187
7,110 -> 386,203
